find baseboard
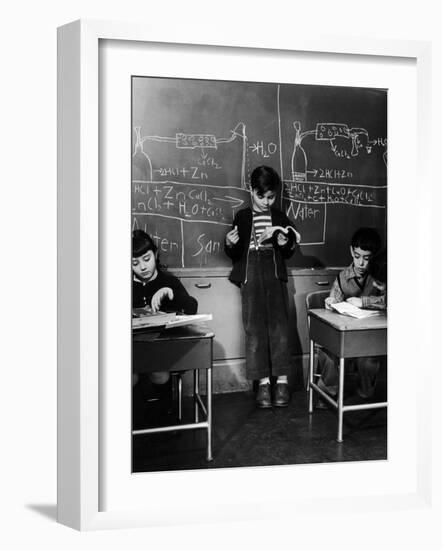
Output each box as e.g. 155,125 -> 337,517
180,355 -> 309,395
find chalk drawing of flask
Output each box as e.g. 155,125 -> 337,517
132,126 -> 153,182
230,122 -> 247,189
291,121 -> 307,182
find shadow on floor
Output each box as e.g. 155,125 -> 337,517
25,504 -> 57,522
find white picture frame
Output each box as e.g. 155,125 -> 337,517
57,19 -> 432,531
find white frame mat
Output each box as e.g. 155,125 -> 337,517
57,19 -> 432,531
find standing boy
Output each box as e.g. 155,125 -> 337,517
225,165 -> 301,408
318,227 -> 386,400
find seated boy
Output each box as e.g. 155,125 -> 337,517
317,227 -> 386,401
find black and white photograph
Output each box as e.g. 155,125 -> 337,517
3,0 -> 437,542
130,76 -> 388,472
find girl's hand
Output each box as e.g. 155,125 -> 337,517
346,297 -> 363,308
151,287 -> 174,312
226,226 -> 239,247
277,232 -> 288,246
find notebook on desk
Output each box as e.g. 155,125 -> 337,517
132,309 -> 177,329
164,313 -> 212,329
330,302 -> 381,319
132,307 -> 212,330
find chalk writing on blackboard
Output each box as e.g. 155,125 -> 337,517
132,79 -> 387,268
290,120 -> 387,183
134,122 -> 248,190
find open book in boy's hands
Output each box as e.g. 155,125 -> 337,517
329,301 -> 380,319
258,225 -> 301,244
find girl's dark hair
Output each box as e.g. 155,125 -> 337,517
351,227 -> 381,255
132,229 -> 157,258
250,165 -> 281,194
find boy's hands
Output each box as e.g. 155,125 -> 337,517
226,225 -> 239,247
324,297 -> 334,310
258,226 -> 301,246
226,224 -> 301,247
151,287 -> 174,312
257,227 -> 273,244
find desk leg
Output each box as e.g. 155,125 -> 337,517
194,369 -> 200,423
206,367 -> 213,461
337,357 -> 345,443
177,374 -> 183,422
308,339 -> 314,413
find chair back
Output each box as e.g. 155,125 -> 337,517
305,289 -> 330,311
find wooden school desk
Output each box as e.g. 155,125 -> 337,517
308,309 -> 387,442
132,323 -> 215,461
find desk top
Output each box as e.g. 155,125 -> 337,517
133,322 -> 214,343
309,309 -> 387,332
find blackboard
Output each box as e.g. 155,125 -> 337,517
132,77 -> 387,268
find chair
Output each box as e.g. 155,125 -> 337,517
305,289 -> 329,311
305,290 -> 329,397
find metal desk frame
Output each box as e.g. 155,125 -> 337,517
308,309 -> 387,442
132,324 -> 214,461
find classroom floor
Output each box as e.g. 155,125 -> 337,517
132,373 -> 387,473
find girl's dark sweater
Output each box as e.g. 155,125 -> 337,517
132,270 -> 198,314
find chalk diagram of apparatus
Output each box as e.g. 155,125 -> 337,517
132,114 -> 387,251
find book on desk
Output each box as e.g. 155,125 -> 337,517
329,301 -> 381,319
132,307 -> 212,330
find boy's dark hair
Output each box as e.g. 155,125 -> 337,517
351,227 -> 381,255
132,229 -> 157,258
250,165 -> 281,193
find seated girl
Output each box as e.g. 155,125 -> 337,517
132,229 -> 198,389
132,229 -> 197,317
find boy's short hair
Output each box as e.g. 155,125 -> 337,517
132,229 -> 157,258
250,165 -> 281,193
351,227 -> 381,255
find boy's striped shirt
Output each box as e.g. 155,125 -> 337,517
250,212 -> 272,249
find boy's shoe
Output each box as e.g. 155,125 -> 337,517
272,383 -> 290,407
256,383 -> 272,408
